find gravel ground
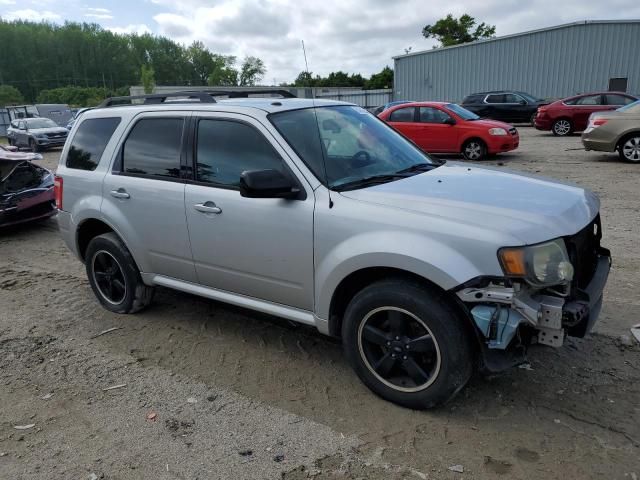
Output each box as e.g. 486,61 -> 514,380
1,127 -> 639,479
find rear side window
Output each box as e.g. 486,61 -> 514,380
462,95 -> 483,104
196,119 -> 285,188
66,118 -> 121,171
605,94 -> 635,106
122,118 -> 184,179
389,107 -> 415,122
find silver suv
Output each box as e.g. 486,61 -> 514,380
56,91 -> 611,408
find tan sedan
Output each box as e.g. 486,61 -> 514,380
582,100 -> 640,162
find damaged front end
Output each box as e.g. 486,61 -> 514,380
454,216 -> 611,373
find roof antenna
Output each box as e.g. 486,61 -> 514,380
302,40 -> 333,209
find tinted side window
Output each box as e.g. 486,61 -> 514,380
463,95 -> 482,104
485,94 -> 505,104
389,107 -> 415,122
123,118 -> 184,179
606,94 -> 635,106
66,118 -> 121,171
196,119 -> 285,188
419,107 -> 452,124
575,95 -> 601,106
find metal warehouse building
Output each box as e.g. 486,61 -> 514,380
393,20 -> 640,103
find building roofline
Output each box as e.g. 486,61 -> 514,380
393,20 -> 640,59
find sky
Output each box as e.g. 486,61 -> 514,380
2,0 -> 640,84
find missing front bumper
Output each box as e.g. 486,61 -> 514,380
457,250 -> 611,350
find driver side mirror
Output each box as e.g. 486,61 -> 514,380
443,117 -> 456,125
519,99 -> 527,105
240,169 -> 302,200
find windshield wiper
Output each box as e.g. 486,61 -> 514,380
395,163 -> 440,174
332,173 -> 409,191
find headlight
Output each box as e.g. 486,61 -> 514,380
488,128 -> 508,136
498,239 -> 574,286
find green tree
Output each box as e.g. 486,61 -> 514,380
0,85 -> 24,106
422,13 -> 496,47
207,55 -> 238,86
187,41 -> 215,85
140,64 -> 155,94
239,56 -> 266,86
365,66 -> 393,90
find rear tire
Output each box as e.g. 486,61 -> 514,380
552,119 -> 572,136
85,232 -> 154,314
342,278 -> 474,409
618,134 -> 640,162
462,139 -> 487,161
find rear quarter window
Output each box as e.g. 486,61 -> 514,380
66,117 -> 121,171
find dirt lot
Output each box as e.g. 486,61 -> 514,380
1,128 -> 639,479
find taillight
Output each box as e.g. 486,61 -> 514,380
593,118 -> 608,126
54,175 -> 63,210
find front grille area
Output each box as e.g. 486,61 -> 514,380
46,133 -> 67,139
565,215 -> 601,289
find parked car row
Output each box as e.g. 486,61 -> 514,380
378,89 -> 639,163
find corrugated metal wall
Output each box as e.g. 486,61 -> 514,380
394,21 -> 640,102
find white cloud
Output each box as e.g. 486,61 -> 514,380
85,13 -> 113,19
108,23 -> 152,35
86,7 -> 110,14
0,0 -> 17,5
3,8 -> 61,21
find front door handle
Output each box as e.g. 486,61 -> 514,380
110,188 -> 130,199
194,201 -> 222,214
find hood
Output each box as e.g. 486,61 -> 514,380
29,127 -> 68,135
339,162 -> 599,245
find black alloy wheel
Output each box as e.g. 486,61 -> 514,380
91,250 -> 127,305
358,306 -> 441,392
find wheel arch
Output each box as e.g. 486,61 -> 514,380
616,129 -> 640,150
76,218 -> 116,262
326,266 -> 478,342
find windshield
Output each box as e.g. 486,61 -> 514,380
617,100 -> 640,112
26,118 -> 58,129
445,103 -> 479,120
270,105 -> 437,190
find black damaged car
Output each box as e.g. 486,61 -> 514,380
0,159 -> 56,227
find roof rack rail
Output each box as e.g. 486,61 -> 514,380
98,89 -> 297,108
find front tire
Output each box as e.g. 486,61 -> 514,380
342,278 -> 473,409
29,138 -> 40,152
618,135 -> 640,162
462,139 -> 487,161
552,119 -> 572,136
85,232 -> 154,314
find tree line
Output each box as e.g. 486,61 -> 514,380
0,20 -> 267,105
286,66 -> 393,90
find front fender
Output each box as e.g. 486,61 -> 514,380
315,231 -> 483,320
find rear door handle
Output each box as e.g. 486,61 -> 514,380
110,188 -> 130,199
194,201 -> 222,214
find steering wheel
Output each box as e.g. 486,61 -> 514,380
351,150 -> 372,168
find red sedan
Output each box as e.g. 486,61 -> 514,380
534,91 -> 638,136
378,102 -> 519,160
